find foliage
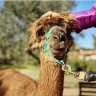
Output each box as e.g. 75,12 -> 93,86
93,35 -> 96,49
0,1 -> 76,65
68,57 -> 96,72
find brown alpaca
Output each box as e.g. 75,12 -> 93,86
0,12 -> 79,96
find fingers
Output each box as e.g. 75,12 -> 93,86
41,11 -> 52,18
41,11 -> 60,18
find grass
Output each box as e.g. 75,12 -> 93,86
0,64 -> 25,69
0,63 -> 39,70
64,74 -> 80,88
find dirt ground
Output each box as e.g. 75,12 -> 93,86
63,88 -> 79,96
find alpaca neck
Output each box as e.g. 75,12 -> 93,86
37,50 -> 64,96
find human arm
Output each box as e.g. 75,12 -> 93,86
41,4 -> 96,33
72,4 -> 96,33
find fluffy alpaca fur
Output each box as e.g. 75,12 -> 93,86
28,12 -> 80,50
0,12 -> 80,96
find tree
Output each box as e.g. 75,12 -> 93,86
93,35 -> 96,49
0,1 -> 76,65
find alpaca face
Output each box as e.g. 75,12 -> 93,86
47,26 -> 69,59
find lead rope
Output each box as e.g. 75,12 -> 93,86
62,64 -> 86,80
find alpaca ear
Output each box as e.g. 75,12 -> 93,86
27,21 -> 44,50
27,28 -> 45,50
68,40 -> 74,48
60,12 -> 81,34
27,35 -> 39,50
66,34 -> 74,48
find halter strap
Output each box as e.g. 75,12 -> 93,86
43,26 -> 69,65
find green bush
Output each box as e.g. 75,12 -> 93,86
67,57 -> 96,72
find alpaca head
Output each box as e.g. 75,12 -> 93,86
42,26 -> 73,59
28,12 -> 80,60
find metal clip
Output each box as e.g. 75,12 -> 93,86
62,64 -> 86,80
62,65 -> 79,76
62,64 -> 72,74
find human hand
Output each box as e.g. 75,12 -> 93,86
41,11 -> 60,18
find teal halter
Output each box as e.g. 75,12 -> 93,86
43,26 -> 69,65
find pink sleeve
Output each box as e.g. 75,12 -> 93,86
72,4 -> 96,33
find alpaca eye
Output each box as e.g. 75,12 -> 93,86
38,30 -> 45,36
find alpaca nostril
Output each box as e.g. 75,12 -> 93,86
59,36 -> 65,42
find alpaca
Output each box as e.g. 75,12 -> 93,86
0,12 -> 79,96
